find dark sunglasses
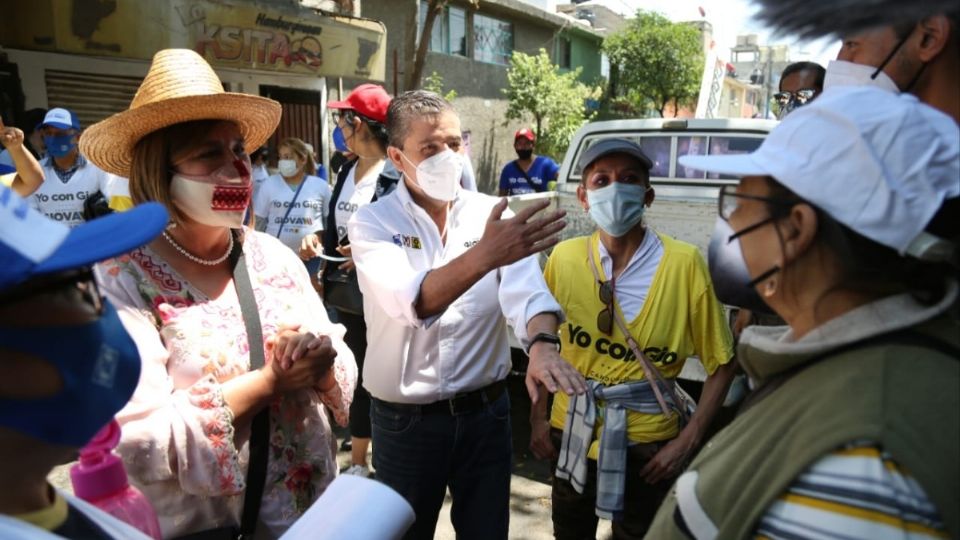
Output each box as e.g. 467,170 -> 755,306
597,278 -> 615,335
0,267 -> 105,315
774,88 -> 818,107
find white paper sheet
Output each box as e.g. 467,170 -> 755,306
280,475 -> 415,540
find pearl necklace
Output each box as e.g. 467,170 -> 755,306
162,230 -> 234,266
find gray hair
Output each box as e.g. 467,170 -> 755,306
386,90 -> 455,149
751,0 -> 958,39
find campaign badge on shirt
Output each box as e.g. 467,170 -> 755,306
392,233 -> 422,249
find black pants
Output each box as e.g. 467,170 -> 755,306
371,392 -> 512,540
550,429 -> 675,540
337,310 -> 371,438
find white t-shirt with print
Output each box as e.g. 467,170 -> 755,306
334,161 -> 384,242
251,164 -> 270,203
31,157 -> 111,227
253,174 -> 331,253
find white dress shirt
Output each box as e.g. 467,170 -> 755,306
347,181 -> 563,404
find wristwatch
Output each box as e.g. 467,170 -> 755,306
526,332 -> 561,355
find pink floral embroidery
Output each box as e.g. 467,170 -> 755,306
100,231 -> 353,520
263,273 -> 296,290
220,472 -> 238,493
130,249 -> 182,292
152,294 -> 194,311
284,463 -> 313,492
209,432 -> 227,450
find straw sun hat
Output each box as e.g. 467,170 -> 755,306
81,49 -> 281,177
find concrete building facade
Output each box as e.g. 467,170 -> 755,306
729,34 -> 791,118
0,0 -> 386,175
359,0 -> 604,193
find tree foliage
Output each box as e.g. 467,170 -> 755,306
503,49 -> 601,160
604,11 -> 704,117
422,71 -> 458,101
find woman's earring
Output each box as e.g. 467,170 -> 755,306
762,277 -> 777,298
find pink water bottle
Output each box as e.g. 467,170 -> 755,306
70,420 -> 163,539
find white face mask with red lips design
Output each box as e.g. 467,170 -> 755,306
170,157 -> 253,228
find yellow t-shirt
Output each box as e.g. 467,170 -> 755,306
545,231 -> 734,458
12,489 -> 68,531
104,174 -> 134,212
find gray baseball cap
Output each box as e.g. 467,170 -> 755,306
579,138 -> 653,173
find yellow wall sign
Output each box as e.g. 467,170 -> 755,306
0,0 -> 386,80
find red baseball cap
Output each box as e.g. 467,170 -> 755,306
327,84 -> 391,123
515,128 -> 536,142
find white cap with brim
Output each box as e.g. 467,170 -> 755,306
0,185 -> 169,291
679,86 -> 960,261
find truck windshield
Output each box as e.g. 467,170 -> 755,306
571,133 -> 764,182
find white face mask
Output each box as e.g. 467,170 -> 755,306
278,159 -> 299,178
823,59 -> 900,93
170,158 -> 252,228
400,148 -> 463,202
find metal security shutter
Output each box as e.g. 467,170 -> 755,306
45,70 -> 142,128
259,86 -> 323,167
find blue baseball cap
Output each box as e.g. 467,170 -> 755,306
40,108 -> 81,131
0,185 -> 168,291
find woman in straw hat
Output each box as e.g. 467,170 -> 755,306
82,49 -> 357,538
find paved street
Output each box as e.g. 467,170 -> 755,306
331,373 -> 613,539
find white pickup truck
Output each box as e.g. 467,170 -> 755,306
507,118 -> 777,385
515,118 -> 778,249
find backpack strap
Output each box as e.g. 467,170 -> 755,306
586,236 -> 688,423
275,177 -> 308,239
230,234 -> 269,537
515,159 -> 546,193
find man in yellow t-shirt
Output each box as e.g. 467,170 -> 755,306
530,138 -> 735,539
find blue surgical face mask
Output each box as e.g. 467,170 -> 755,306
43,134 -> 77,158
586,182 -> 648,237
333,126 -> 349,153
0,301 -> 141,446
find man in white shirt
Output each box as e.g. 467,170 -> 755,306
347,91 -> 586,540
30,108 -> 111,227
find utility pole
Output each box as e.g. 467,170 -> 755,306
763,47 -> 772,119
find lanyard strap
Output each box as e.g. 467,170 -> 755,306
586,235 -> 687,422
276,177 -> 308,238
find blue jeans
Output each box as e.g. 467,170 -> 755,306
371,390 -> 512,540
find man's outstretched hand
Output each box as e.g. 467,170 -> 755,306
473,198 -> 565,272
526,342 -> 586,404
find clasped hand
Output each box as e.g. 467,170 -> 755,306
264,324 -> 337,394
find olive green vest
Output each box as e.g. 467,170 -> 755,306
647,316 -> 960,539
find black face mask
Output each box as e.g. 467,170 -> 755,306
872,29 -> 927,92
516,149 -> 533,160
707,218 -> 780,315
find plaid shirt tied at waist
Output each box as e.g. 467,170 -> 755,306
555,378 -> 681,521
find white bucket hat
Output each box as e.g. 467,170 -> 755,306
680,86 -> 959,261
